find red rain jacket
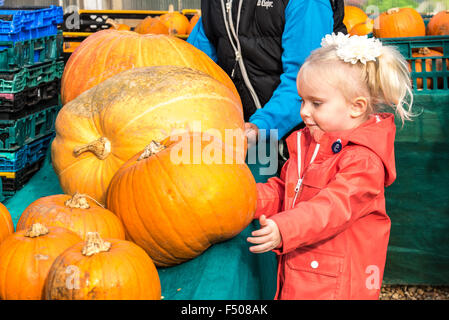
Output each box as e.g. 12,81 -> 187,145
256,113 -> 396,300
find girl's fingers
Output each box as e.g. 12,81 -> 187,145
259,214 -> 267,226
247,234 -> 272,245
251,226 -> 271,237
249,242 -> 274,253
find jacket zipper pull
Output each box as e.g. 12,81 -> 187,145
226,0 -> 232,12
292,178 -> 303,209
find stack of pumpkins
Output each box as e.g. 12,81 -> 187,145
108,5 -> 200,36
0,28 -> 257,300
344,6 -> 449,90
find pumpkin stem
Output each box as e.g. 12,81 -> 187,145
138,140 -> 166,161
387,8 -> 400,14
73,137 -> 111,160
418,47 -> 431,55
65,193 -> 91,209
82,232 -> 112,256
168,4 -> 174,13
25,223 -> 49,238
106,18 -> 119,29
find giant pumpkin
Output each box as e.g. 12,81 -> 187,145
0,203 -> 13,244
0,224 -> 81,300
52,66 -> 244,205
61,29 -> 239,104
16,193 -> 125,240
106,132 -> 256,267
44,232 -> 161,300
373,7 -> 426,38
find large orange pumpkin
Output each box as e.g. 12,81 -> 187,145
16,193 -> 125,240
0,203 -> 13,244
134,16 -> 169,34
52,66 -> 245,205
0,223 -> 81,300
426,10 -> 449,36
408,47 -> 445,90
61,29 -> 239,105
106,132 -> 256,267
44,232 -> 161,300
343,6 -> 369,33
373,7 -> 426,38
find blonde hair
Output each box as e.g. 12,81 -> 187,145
300,43 -> 414,125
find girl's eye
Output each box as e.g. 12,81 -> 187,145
312,101 -> 322,107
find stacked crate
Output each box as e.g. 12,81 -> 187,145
0,6 -> 63,200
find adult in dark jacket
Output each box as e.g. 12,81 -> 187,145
188,0 -> 346,172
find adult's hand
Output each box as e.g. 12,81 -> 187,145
244,122 -> 259,150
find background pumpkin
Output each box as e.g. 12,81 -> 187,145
16,193 -> 125,240
343,5 -> 369,33
373,7 -> 426,38
134,16 -> 169,34
408,47 -> 445,89
0,203 -> 13,244
159,5 -> 190,35
61,29 -> 239,105
52,66 -> 245,204
106,132 -> 256,267
0,224 -> 81,300
349,18 -> 374,36
105,18 -> 131,31
426,10 -> 449,36
44,232 -> 161,300
187,11 -> 201,34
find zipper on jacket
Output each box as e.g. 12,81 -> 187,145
291,132 -> 320,209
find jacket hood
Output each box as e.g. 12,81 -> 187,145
287,113 -> 397,186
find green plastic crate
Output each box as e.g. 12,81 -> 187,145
0,104 -> 60,151
380,35 -> 449,94
0,58 -> 63,93
0,30 -> 63,72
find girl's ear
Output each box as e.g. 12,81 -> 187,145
350,97 -> 368,118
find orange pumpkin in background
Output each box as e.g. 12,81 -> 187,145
61,29 -> 239,105
0,203 -> 13,244
373,7 -> 426,38
44,232 -> 161,300
0,224 -> 81,300
187,11 -> 201,34
106,18 -> 131,31
53,66 -> 245,205
408,47 -> 444,90
106,132 -> 256,267
134,16 -> 169,34
426,10 -> 449,36
16,193 -> 125,240
343,6 -> 369,33
350,18 -> 374,36
159,5 -> 190,35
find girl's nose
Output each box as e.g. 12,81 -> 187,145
300,100 -> 310,118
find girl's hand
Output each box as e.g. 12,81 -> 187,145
244,122 -> 259,150
247,215 -> 282,253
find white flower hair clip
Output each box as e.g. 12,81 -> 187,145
321,32 -> 383,65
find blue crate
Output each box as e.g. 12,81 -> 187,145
0,133 -> 53,172
0,6 -> 63,42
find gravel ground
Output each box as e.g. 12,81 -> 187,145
380,284 -> 449,300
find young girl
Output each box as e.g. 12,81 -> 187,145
246,33 -> 414,300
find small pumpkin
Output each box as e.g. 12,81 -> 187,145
408,47 -> 445,90
106,18 -> 131,31
426,10 -> 449,36
350,19 -> 374,36
134,16 -> 169,34
17,193 -> 125,240
373,7 -> 426,38
0,223 -> 81,300
106,132 -> 256,267
343,6 -> 369,33
0,203 -> 13,244
187,11 -> 201,34
159,5 -> 190,35
44,232 -> 161,300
